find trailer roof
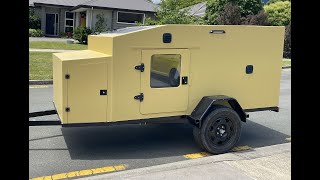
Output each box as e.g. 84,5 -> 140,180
99,25 -> 160,37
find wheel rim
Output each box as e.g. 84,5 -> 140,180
207,117 -> 235,146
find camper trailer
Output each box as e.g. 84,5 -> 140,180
51,25 -> 285,154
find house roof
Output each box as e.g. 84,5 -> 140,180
74,0 -> 158,12
183,1 -> 207,17
32,0 -> 89,7
30,0 -> 158,12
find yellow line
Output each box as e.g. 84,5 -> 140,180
30,85 -> 49,89
30,164 -> 127,180
184,146 -> 252,159
184,152 -> 211,159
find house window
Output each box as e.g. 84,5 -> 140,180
117,11 -> 145,24
65,12 -> 74,33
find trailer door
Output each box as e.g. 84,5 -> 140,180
140,49 -> 190,114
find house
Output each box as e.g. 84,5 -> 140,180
29,0 -> 158,36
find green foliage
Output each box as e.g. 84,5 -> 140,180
155,0 -> 195,24
241,10 -> 269,25
237,0 -> 263,17
177,0 -> 206,8
264,1 -> 291,26
217,2 -> 241,25
29,29 -> 43,37
144,0 -> 205,25
266,0 -> 290,5
204,0 -> 263,25
283,22 -> 291,58
73,27 -> 92,44
94,13 -> 107,33
29,8 -> 41,29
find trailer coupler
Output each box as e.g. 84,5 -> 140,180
29,110 -> 61,126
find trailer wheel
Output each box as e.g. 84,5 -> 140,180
169,68 -> 180,87
193,127 -> 205,150
200,106 -> 241,154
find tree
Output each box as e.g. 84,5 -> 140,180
29,8 -> 41,29
204,0 -> 263,25
241,10 -> 269,25
144,0 -> 200,25
283,21 -> 291,58
266,0 -> 290,5
264,1 -> 291,26
217,3 -> 241,25
94,13 -> 107,33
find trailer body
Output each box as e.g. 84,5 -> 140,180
53,25 -> 285,125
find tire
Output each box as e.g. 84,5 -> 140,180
193,127 -> 205,150
200,106 -> 242,154
169,68 -> 180,87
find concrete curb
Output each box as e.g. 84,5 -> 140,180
29,67 -> 291,85
29,80 -> 53,85
78,143 -> 291,180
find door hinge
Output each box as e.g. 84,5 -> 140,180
135,63 -> 144,72
134,93 -> 144,102
65,107 -> 70,112
65,74 -> 70,79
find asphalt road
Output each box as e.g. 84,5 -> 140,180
29,69 -> 291,179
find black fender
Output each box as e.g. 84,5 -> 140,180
188,95 -> 248,128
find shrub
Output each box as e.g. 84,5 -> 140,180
59,32 -> 67,38
205,0 -> 263,25
73,27 -> 92,44
266,0 -> 290,5
94,13 -> 107,33
283,22 -> 291,58
241,10 -> 269,25
29,8 -> 41,29
217,3 -> 241,25
29,29 -> 43,37
264,1 -> 291,26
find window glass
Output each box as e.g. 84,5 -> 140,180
65,27 -> 73,33
66,12 -> 74,19
66,20 -> 73,26
118,12 -> 144,24
150,54 -> 181,88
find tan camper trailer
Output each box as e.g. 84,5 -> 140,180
51,25 -> 285,154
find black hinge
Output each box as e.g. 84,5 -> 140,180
134,93 -> 144,102
65,107 -> 70,112
135,63 -> 144,72
65,74 -> 70,79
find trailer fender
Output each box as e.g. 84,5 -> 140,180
188,95 -> 247,128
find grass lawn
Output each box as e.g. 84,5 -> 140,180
282,59 -> 291,67
29,41 -> 87,50
29,52 -> 53,80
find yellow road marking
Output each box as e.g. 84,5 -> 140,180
184,152 -> 211,159
231,145 -> 252,152
286,137 -> 291,142
184,146 -> 252,159
30,85 -> 49,89
30,164 -> 127,180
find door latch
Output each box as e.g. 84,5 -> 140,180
134,93 -> 144,102
135,63 -> 144,72
182,76 -> 188,85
